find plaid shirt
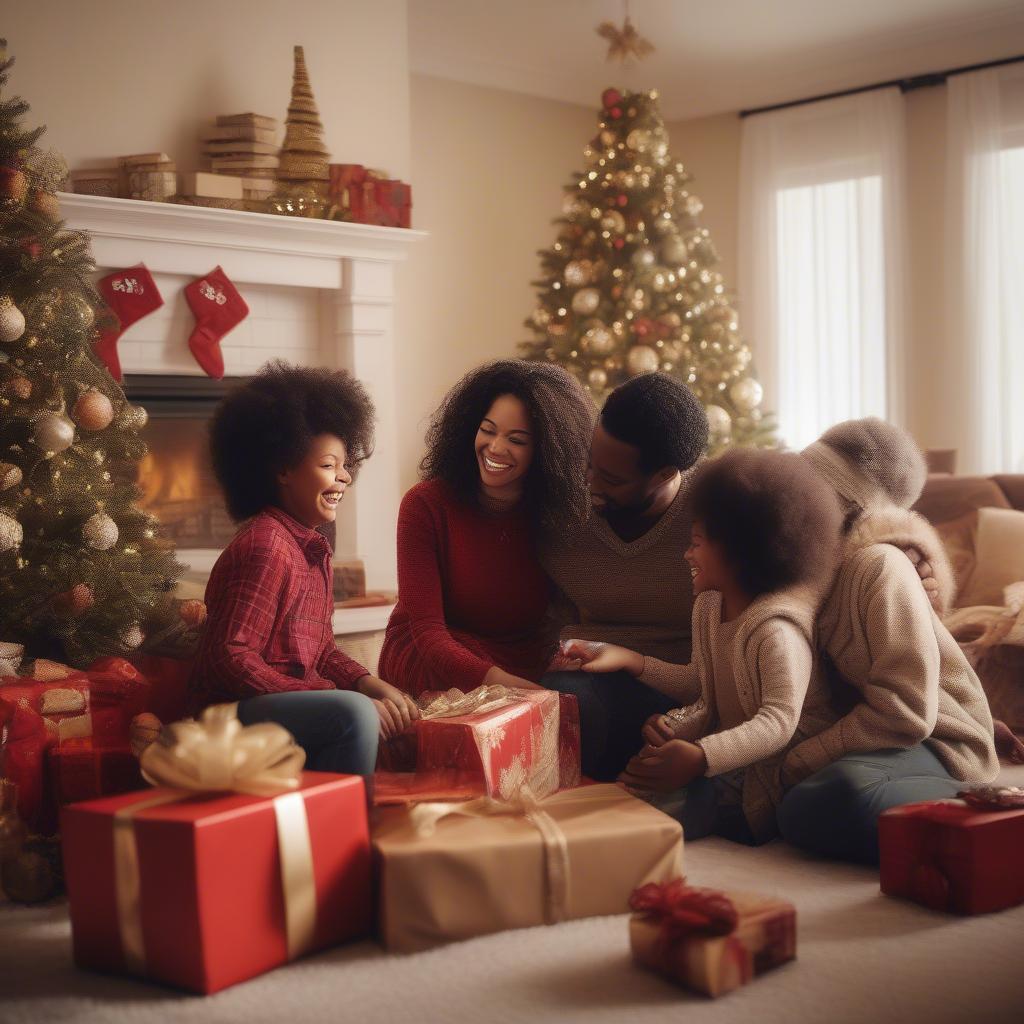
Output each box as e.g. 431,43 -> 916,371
189,506 -> 368,708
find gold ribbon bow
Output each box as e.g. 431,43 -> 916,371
117,705 -> 314,975
409,784 -> 570,925
418,684 -> 515,721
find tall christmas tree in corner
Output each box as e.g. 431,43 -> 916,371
521,87 -> 774,452
0,41 -> 187,668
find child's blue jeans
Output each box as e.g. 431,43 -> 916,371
776,744 -> 960,865
236,688 -> 380,777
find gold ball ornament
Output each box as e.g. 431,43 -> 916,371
72,390 -> 115,431
571,288 -> 601,316
0,166 -> 29,210
600,129 -> 617,147
531,307 -> 552,328
117,404 -> 149,431
7,376 -> 31,400
63,292 -> 96,332
600,210 -> 625,234
0,296 -> 26,344
626,344 -> 660,376
705,404 -> 732,439
179,598 -> 208,628
583,323 -> 615,355
626,128 -> 651,152
729,377 -> 764,413
631,247 -> 656,269
547,323 -> 569,339
0,463 -> 22,490
1,849 -> 55,904
564,260 -> 593,287
0,512 -> 23,552
120,624 -> 145,651
587,367 -> 608,390
129,712 -> 164,758
83,513 -> 118,551
30,190 -> 62,221
31,412 -> 75,453
685,194 -> 704,217
660,235 -> 688,265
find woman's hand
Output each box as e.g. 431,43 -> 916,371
356,675 -> 420,738
641,712 -> 677,748
618,739 -> 708,793
559,640 -> 644,676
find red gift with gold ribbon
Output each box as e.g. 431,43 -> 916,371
61,706 -> 372,993
629,879 -> 796,997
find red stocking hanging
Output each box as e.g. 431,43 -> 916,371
184,266 -> 249,379
94,264 -> 164,381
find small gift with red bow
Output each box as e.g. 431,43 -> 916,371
879,787 -> 1024,915
629,879 -> 796,997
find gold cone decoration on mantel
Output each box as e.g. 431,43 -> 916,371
277,45 -> 330,183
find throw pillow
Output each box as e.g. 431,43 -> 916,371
958,506 -> 1024,608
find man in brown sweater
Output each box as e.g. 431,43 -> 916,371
541,373 -> 709,779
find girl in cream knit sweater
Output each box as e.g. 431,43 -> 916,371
563,447 -> 844,843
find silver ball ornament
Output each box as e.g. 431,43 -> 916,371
0,463 -> 22,490
120,624 -> 145,651
31,413 -> 75,453
83,512 -> 118,551
729,377 -> 764,413
571,288 -> 601,316
705,404 -> 732,438
587,367 -> 608,390
583,323 -> 615,355
626,345 -> 660,376
564,260 -> 593,287
0,296 -> 26,344
0,512 -> 23,552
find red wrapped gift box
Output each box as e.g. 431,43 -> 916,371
0,696 -> 50,832
879,797 -> 1024,915
62,772 -> 371,993
48,740 -> 143,807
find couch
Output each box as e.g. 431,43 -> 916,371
914,473 -> 1024,733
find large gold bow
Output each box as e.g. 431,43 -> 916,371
410,784 -> 570,925
118,705 -> 313,975
140,703 -> 305,795
418,684 -> 515,721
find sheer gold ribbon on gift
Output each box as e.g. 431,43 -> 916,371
417,684 -> 515,720
114,705 -> 313,975
409,784 -> 571,924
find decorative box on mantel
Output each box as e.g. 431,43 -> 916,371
59,193 -> 425,595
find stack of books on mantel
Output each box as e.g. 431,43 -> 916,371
196,113 -> 280,205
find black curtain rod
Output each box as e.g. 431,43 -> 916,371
739,53 -> 1024,118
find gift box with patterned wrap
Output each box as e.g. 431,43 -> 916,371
629,880 -> 796,997
373,782 -> 683,952
879,790 -> 1024,915
61,707 -> 372,993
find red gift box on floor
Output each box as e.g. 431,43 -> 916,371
629,881 -> 797,998
62,771 -> 371,994
0,696 -> 51,832
48,740 -> 143,807
879,796 -> 1024,915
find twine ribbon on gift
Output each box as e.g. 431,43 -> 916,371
410,783 -> 571,925
114,704 -> 314,975
418,684 -> 515,721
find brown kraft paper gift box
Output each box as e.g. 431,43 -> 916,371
373,783 -> 683,953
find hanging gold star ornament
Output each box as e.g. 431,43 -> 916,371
596,16 -> 655,65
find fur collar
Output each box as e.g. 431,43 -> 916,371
844,505 -> 955,614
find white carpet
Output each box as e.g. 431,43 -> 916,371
3,767 -> 1023,1024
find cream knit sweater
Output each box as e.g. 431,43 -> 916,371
638,583 -> 838,842
782,507 -> 998,786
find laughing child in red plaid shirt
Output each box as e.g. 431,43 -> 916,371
189,360 -> 418,776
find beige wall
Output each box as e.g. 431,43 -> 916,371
2,0 -> 410,179
395,75 -> 593,491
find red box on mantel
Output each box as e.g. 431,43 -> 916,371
61,772 -> 371,993
879,798 -> 1024,915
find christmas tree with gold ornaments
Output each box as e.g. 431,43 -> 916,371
521,87 -> 775,451
0,42 -> 189,668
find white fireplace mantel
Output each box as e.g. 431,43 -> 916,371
60,193 -> 426,594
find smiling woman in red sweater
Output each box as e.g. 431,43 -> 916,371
378,360 -> 594,697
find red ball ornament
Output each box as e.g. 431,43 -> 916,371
602,88 -> 623,109
613,238 -> 625,250
616,194 -> 628,208
52,583 -> 95,617
179,599 -> 208,628
611,286 -> 623,298
20,240 -> 42,261
8,377 -> 32,400
634,321 -> 650,337
609,107 -> 622,120
72,389 -> 115,431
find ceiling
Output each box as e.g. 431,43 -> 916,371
409,0 -> 1024,120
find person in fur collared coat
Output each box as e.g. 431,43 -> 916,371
777,418 -> 999,864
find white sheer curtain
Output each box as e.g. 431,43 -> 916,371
739,90 -> 906,451
947,64 -> 1024,474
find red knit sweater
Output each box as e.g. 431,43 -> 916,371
378,479 -> 554,696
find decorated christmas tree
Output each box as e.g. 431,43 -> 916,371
0,42 -> 188,668
521,87 -> 774,451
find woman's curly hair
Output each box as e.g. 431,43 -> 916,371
689,447 -> 843,597
420,359 -> 595,536
210,360 -> 375,521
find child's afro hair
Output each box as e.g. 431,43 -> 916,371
689,447 -> 843,598
210,360 -> 375,521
